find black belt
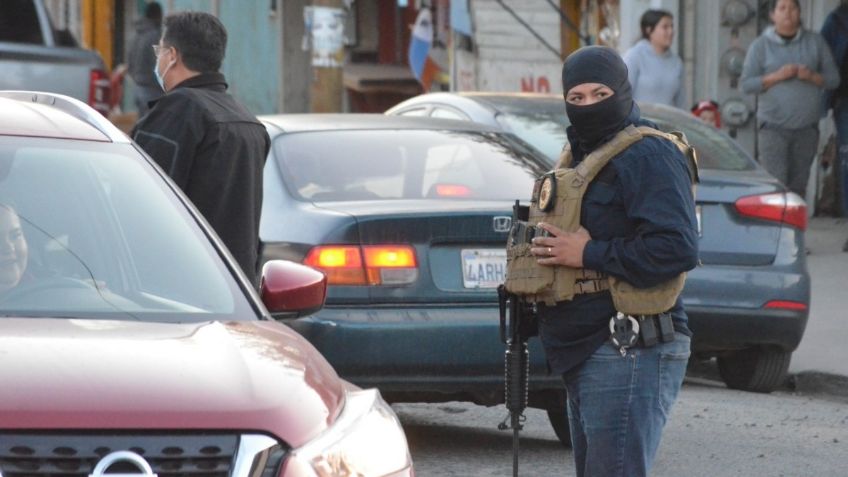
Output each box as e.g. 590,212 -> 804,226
609,312 -> 675,356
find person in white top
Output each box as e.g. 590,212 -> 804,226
622,9 -> 686,109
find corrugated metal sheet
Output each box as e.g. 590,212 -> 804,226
471,0 -> 563,92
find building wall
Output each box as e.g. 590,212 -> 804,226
281,0 -> 309,113
44,0 -> 83,43
470,0 -> 563,93
166,0 -> 282,115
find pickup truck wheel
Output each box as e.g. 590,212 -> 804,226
717,348 -> 791,393
546,408 -> 572,448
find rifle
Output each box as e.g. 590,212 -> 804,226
497,201 -> 536,477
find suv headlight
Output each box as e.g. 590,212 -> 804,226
283,389 -> 413,477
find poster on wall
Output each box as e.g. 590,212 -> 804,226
304,6 -> 346,68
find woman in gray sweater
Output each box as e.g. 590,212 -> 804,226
740,0 -> 839,198
623,9 -> 686,109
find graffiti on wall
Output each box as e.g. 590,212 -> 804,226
520,75 -> 551,93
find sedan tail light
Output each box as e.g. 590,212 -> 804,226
89,69 -> 111,116
305,244 -> 418,286
763,300 -> 808,311
734,192 -> 807,230
433,184 -> 472,197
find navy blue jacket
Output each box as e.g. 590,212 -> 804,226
538,105 -> 699,376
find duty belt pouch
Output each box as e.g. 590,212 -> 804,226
639,316 -> 658,347
635,313 -> 675,348
657,312 -> 675,343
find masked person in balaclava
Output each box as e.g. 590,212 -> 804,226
528,46 -> 699,477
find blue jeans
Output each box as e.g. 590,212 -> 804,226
834,103 -> 848,215
563,332 -> 691,477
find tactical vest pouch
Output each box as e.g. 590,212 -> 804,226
505,205 -> 553,295
505,242 -> 554,295
529,168 -> 584,304
609,273 -> 686,316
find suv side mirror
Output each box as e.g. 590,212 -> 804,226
260,260 -> 327,319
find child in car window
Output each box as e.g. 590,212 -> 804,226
691,100 -> 722,128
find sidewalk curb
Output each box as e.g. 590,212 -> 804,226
687,359 -> 848,402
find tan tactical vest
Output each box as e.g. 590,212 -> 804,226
504,125 -> 699,314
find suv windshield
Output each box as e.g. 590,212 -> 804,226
0,137 -> 255,321
274,129 -> 549,202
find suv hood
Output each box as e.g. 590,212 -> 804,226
0,318 -> 344,448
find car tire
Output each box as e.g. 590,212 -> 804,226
717,347 -> 791,393
546,408 -> 572,448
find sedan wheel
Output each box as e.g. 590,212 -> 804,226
546,409 -> 572,448
717,347 -> 792,393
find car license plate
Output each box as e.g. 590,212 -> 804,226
461,249 -> 506,289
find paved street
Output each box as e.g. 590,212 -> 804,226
396,379 -> 848,476
398,217 -> 848,476
790,217 -> 848,379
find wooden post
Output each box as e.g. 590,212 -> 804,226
81,0 -> 114,70
310,0 -> 345,113
560,0 -> 581,58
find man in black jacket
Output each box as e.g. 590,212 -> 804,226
132,11 -> 270,285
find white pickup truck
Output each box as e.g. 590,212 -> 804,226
0,0 -> 109,115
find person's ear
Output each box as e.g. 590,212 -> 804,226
167,46 -> 179,66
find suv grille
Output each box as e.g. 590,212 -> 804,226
0,434 -> 238,477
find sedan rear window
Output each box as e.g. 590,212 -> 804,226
479,98 -> 757,171
495,112 -> 568,162
648,117 -> 756,171
272,130 -> 549,202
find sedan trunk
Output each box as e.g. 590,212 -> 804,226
315,199 -> 513,304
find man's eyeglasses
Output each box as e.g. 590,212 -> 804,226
152,44 -> 168,56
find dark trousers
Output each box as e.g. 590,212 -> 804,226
757,124 -> 819,198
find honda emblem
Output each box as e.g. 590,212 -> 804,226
493,216 -> 512,233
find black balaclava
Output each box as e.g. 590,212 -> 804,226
561,46 -> 634,152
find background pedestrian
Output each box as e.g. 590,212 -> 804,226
820,0 -> 848,251
622,9 -> 686,109
740,0 -> 839,199
126,1 -> 163,116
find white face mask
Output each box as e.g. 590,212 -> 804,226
153,50 -> 175,91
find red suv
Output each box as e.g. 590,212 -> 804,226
0,92 -> 413,477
